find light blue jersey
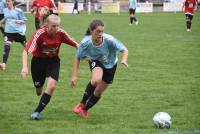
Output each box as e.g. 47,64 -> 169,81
0,0 -> 6,14
77,33 -> 127,69
129,0 -> 137,9
3,7 -> 27,35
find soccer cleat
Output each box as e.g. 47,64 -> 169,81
73,103 -> 85,114
31,112 -> 40,120
35,88 -> 42,96
0,63 -> 6,70
129,23 -> 133,26
135,21 -> 139,25
78,109 -> 88,119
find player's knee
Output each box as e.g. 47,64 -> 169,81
49,82 -> 57,89
4,41 -> 12,47
91,79 -> 102,86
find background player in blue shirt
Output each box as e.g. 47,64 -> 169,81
129,0 -> 138,25
0,0 -> 6,35
0,0 -> 26,70
71,19 -> 129,119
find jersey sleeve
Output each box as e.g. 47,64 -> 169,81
50,0 -> 57,9
24,29 -> 43,54
16,8 -> 27,21
110,36 -> 127,52
60,29 -> 78,47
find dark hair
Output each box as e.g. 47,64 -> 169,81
85,19 -> 104,35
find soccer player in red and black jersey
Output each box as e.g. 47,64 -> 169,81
182,0 -> 197,32
31,0 -> 57,29
21,14 -> 79,120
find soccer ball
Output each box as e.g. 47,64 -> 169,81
153,112 -> 172,129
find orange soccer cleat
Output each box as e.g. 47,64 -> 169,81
73,103 -> 85,114
78,109 -> 88,119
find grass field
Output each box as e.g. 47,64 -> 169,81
0,12 -> 200,134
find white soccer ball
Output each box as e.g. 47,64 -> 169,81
153,112 -> 172,129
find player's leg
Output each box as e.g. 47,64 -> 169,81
0,33 -> 13,70
31,57 -> 46,96
79,64 -> 117,118
31,57 -> 60,120
186,14 -> 193,31
132,9 -> 138,25
73,60 -> 102,114
129,8 -> 133,25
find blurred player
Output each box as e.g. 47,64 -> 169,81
129,0 -> 138,26
21,14 -> 79,120
71,19 -> 129,119
0,0 -> 6,35
0,0 -> 26,70
31,0 -> 57,29
72,0 -> 80,14
182,0 -> 197,32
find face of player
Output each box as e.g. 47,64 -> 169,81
6,0 -> 14,9
47,19 -> 60,36
91,26 -> 104,45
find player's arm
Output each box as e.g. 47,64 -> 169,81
0,18 -> 5,26
120,50 -> 129,68
71,57 -> 80,88
62,30 -> 79,48
111,36 -> 129,67
21,50 -> 28,80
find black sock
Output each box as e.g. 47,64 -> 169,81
81,82 -> 96,104
84,94 -> 100,111
3,45 -> 11,64
130,17 -> 134,24
34,93 -> 51,113
133,17 -> 137,22
186,20 -> 191,29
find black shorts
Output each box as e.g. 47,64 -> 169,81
89,60 -> 117,84
185,14 -> 193,21
129,8 -> 136,15
4,33 -> 26,45
31,56 -> 60,88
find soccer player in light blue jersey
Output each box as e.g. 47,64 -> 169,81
71,19 -> 129,118
0,0 -> 26,70
0,0 -> 6,35
129,0 -> 138,25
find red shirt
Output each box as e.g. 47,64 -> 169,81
183,0 -> 197,14
31,0 -> 56,19
25,27 -> 77,57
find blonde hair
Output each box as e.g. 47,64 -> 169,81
47,14 -> 61,24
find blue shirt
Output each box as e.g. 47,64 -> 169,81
77,33 -> 127,69
3,8 -> 27,35
129,0 -> 137,9
0,0 -> 6,14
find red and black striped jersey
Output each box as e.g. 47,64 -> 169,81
25,27 -> 77,57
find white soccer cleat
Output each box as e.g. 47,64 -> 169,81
135,21 -> 139,25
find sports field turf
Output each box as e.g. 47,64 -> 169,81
0,12 -> 200,134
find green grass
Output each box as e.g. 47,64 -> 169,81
0,12 -> 200,134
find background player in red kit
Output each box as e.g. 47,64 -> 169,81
182,0 -> 197,32
21,14 -> 79,120
31,0 -> 57,29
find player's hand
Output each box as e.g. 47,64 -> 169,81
71,76 -> 78,88
21,67 -> 28,80
120,60 -> 128,68
15,20 -> 24,24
